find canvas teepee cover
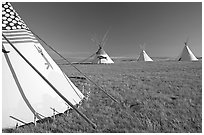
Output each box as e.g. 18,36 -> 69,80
91,30 -> 114,64
2,2 -> 84,128
137,49 -> 153,61
92,46 -> 114,64
178,45 -> 198,61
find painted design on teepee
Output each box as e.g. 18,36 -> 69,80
178,38 -> 198,61
34,45 -> 53,69
2,2 -> 29,30
2,2 -> 84,128
91,30 -> 114,64
137,44 -> 153,61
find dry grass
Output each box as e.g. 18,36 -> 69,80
3,61 -> 202,133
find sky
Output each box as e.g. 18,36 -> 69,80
11,2 -> 202,59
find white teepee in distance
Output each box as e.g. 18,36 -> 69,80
178,37 -> 198,61
137,44 -> 153,61
91,30 -> 114,64
2,2 -> 84,128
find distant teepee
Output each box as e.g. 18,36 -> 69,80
137,44 -> 153,61
177,37 -> 198,61
91,30 -> 114,64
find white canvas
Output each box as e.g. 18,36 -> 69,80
137,50 -> 153,61
178,45 -> 198,61
92,48 -> 114,64
2,2 -> 84,128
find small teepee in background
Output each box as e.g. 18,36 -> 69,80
137,44 -> 153,61
177,37 -> 198,61
91,30 -> 114,64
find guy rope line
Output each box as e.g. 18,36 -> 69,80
74,52 -> 96,64
31,31 -> 119,104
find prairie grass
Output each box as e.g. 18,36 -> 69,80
3,61 -> 202,133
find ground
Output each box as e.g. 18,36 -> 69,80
3,60 -> 202,133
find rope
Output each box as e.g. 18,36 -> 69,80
75,52 -> 96,64
31,31 -> 119,104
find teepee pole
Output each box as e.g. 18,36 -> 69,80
101,29 -> 110,47
2,34 -> 97,129
32,31 -> 119,104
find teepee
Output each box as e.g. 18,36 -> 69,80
91,30 -> 114,64
2,2 -> 84,128
137,44 -> 153,61
177,38 -> 198,61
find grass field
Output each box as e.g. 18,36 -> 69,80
3,60 -> 202,133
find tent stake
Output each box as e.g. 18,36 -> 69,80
3,34 -> 97,129
10,116 -> 27,125
34,112 -> 37,126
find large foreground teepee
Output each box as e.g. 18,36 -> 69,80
178,38 -> 198,61
91,30 -> 114,64
137,44 -> 153,61
2,2 -> 84,128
